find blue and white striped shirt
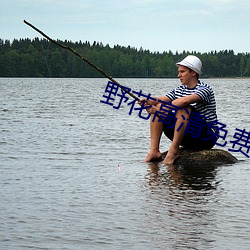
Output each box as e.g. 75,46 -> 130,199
166,80 -> 218,125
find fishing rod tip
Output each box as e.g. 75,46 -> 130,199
23,20 -> 30,25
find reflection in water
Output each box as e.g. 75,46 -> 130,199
144,162 -> 221,249
147,162 -> 220,191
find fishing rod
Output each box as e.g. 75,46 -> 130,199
23,20 -> 139,100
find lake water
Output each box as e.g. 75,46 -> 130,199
0,78 -> 250,250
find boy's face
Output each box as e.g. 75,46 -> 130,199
177,65 -> 197,85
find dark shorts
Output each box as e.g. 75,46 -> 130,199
162,106 -> 217,150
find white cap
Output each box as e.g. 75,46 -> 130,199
176,55 -> 202,75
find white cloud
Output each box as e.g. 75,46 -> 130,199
134,0 -> 168,5
79,3 -> 89,10
206,0 -> 237,4
1,0 -> 250,53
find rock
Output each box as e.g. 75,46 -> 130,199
161,148 -> 238,166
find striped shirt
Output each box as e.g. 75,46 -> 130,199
166,80 -> 218,126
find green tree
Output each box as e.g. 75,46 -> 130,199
244,56 -> 250,76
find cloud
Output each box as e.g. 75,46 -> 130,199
198,0 -> 250,10
134,0 -> 168,5
79,3 -> 89,10
206,0 -> 237,4
1,0 -> 250,53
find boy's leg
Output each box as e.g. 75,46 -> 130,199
144,111 -> 163,162
163,107 -> 191,164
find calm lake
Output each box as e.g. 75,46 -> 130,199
1,78 -> 250,250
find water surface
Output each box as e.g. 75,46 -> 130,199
0,78 -> 250,249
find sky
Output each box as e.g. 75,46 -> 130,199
1,0 -> 250,53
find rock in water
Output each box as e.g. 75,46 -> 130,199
161,148 -> 238,166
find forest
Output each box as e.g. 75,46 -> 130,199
0,38 -> 250,78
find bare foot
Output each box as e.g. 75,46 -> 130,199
144,151 -> 162,162
163,150 -> 179,165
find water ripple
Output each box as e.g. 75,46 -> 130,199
0,78 -> 250,250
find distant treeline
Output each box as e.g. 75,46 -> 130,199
0,38 -> 250,78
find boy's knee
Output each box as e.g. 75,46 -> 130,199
176,105 -> 192,116
155,103 -> 162,109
